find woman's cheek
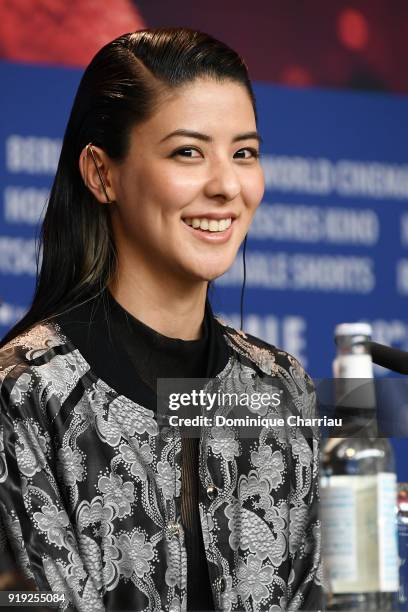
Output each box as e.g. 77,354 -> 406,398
242,188 -> 263,215
159,165 -> 205,192
254,166 -> 266,197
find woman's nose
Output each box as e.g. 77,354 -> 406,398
203,159 -> 241,202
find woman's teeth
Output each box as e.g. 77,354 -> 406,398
183,217 -> 232,232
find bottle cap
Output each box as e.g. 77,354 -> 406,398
334,322 -> 372,338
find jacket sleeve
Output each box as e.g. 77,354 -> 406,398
0,366 -> 104,612
286,368 -> 326,612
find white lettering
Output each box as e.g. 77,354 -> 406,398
0,237 -> 37,275
217,252 -> 375,294
261,155 -> 408,200
396,259 -> 408,295
0,302 -> 26,326
4,186 -> 48,224
6,135 -> 61,175
251,203 -> 379,246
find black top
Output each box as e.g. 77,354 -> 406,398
54,288 -> 231,611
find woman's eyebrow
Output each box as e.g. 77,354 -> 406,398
159,129 -> 263,145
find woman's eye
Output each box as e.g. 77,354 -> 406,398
172,147 -> 201,158
234,148 -> 260,160
171,147 -> 261,160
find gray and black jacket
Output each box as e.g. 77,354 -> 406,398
0,290 -> 323,611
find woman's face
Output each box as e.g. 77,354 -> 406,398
109,77 -> 265,284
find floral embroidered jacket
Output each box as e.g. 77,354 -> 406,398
0,313 -> 324,611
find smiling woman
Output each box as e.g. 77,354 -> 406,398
83,77 -> 265,323
0,28 -> 323,611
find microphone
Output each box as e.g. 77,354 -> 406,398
368,341 -> 408,375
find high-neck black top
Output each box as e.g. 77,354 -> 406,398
54,288 -> 231,611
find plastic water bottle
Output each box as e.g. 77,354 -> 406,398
320,323 -> 399,610
398,484 -> 408,610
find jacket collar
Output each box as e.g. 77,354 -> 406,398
53,289 -> 233,409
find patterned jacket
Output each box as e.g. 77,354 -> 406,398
0,310 -> 324,611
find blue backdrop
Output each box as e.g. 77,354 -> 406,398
1,61 -> 408,473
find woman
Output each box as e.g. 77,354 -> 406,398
0,28 -> 323,611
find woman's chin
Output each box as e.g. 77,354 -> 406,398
189,262 -> 233,283
174,251 -> 238,284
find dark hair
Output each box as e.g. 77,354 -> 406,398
1,27 -> 258,347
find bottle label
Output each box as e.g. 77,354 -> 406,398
333,354 -> 374,378
378,473 -> 399,591
398,516 -> 408,608
320,473 -> 399,593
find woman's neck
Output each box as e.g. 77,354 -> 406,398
108,271 -> 208,341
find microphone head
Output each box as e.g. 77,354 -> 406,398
369,341 -> 408,375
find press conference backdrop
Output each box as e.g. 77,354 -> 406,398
1,61 -> 408,473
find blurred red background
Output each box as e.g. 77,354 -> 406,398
0,0 -> 407,93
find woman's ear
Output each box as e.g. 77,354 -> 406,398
79,144 -> 117,204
